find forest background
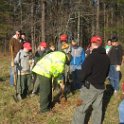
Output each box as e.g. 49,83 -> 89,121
0,0 -> 124,54
0,1 -> 124,124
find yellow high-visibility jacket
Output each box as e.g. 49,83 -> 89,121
32,51 -> 66,78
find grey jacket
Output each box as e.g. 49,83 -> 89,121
14,49 -> 32,75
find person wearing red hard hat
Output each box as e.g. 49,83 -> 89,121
60,34 -> 68,42
23,42 -> 32,51
35,41 -> 48,62
85,36 -> 102,57
13,42 -> 33,102
31,41 -> 48,96
72,35 -> 110,124
88,35 -> 103,53
90,35 -> 102,45
40,41 -> 47,48
58,34 -> 70,51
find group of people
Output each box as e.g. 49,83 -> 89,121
9,30 -> 124,124
9,31 -> 85,109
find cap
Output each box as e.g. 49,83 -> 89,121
72,38 -> 78,43
90,36 -> 102,45
40,41 -> 47,48
112,36 -> 118,42
23,42 -> 32,50
60,34 -> 68,41
61,42 -> 69,50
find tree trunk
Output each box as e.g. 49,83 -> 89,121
103,3 -> 106,41
77,11 -> 80,44
96,0 -> 100,35
31,0 -> 35,53
91,7 -> 95,36
41,0 -> 46,41
106,10 -> 109,39
110,7 -> 113,36
121,16 -> 124,41
20,0 -> 23,30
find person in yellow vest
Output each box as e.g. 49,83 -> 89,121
32,47 -> 69,113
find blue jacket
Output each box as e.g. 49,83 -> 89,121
70,46 -> 85,66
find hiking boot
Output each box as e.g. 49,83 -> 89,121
13,95 -> 18,102
17,94 -> 22,101
30,93 -> 36,97
13,94 -> 22,102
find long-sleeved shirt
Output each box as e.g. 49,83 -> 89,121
14,49 -> 32,75
70,46 -> 85,71
108,44 -> 123,65
78,46 -> 110,89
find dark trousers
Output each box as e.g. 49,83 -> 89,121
16,74 -> 33,97
70,70 -> 82,90
39,75 -> 52,112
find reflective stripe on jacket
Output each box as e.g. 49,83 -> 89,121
32,51 -> 66,78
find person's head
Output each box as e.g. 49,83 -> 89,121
39,41 -> 47,51
60,34 -> 68,42
90,35 -> 102,50
23,42 -> 32,52
21,33 -> 26,40
48,42 -> 56,51
111,37 -> 119,46
15,31 -> 21,39
61,42 -> 69,52
61,42 -> 71,64
71,39 -> 78,47
107,39 -> 112,46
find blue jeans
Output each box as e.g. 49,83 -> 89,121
10,67 -> 14,86
118,100 -> 124,123
109,65 -> 120,91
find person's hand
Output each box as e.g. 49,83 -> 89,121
116,65 -> 121,71
59,81 -> 65,90
11,62 -> 14,67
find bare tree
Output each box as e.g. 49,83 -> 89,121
96,0 -> 100,35
41,0 -> 46,41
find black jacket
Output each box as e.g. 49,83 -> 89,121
78,46 -> 110,89
108,45 -> 123,65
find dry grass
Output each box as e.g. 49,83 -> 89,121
0,55 -> 123,124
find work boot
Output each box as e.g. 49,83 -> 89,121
16,94 -> 22,101
13,94 -> 22,102
30,90 -> 37,97
30,92 -> 35,97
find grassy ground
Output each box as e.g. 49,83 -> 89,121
0,55 -> 123,124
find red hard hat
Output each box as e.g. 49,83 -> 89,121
90,36 -> 102,45
60,34 -> 68,41
40,41 -> 47,48
23,42 -> 32,50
